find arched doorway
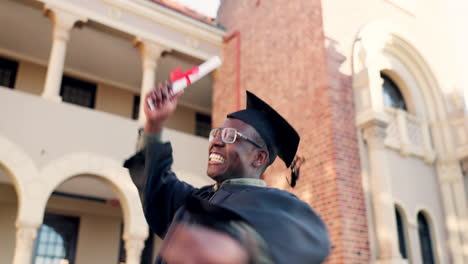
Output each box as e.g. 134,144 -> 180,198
33,173 -> 124,264
36,153 -> 148,264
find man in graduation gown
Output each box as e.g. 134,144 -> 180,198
124,82 -> 331,264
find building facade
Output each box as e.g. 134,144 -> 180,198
0,0 -> 222,263
0,0 -> 467,264
215,0 -> 468,264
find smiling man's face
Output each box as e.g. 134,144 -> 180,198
207,118 -> 260,182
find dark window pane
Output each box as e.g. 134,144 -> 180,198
33,213 -> 80,264
196,113 -> 211,138
395,207 -> 408,258
133,95 -> 140,120
418,212 -> 435,264
60,76 -> 96,108
381,73 -> 407,111
0,57 -> 19,88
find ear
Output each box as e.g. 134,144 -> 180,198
252,149 -> 269,168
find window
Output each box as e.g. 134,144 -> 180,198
418,212 -> 435,264
0,57 -> 19,88
33,213 -> 80,264
195,113 -> 211,138
118,225 -> 154,264
132,95 -> 140,120
395,207 -> 408,259
60,76 -> 96,108
381,73 -> 407,111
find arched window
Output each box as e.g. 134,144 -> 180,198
418,212 -> 435,264
381,73 -> 407,111
33,213 -> 80,264
395,207 -> 408,259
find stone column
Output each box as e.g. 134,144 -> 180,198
361,120 -> 406,264
437,161 -> 467,264
12,225 -> 38,264
135,39 -> 168,124
41,7 -> 87,101
124,237 -> 145,264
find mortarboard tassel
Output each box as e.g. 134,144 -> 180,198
289,156 -> 305,188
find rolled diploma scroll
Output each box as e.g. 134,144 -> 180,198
172,56 -> 222,94
147,56 -> 222,111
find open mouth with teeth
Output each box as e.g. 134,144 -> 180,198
209,153 -> 225,164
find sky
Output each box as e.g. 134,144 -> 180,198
172,0 -> 221,18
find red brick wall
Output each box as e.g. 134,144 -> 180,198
214,0 -> 369,263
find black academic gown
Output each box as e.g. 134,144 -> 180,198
124,141 -> 331,264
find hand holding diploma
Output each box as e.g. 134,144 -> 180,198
147,56 -> 221,111
143,56 -> 221,134
143,81 -> 183,134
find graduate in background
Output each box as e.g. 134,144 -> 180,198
124,82 -> 331,264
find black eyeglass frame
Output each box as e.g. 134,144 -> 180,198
209,128 -> 264,149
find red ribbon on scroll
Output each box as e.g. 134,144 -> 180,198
170,66 -> 199,85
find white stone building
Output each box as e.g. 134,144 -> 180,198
0,0 -> 467,264
0,0 -> 221,263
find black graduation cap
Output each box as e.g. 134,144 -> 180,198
227,91 -> 300,168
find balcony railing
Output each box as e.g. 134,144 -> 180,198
0,87 -> 211,186
384,107 -> 436,163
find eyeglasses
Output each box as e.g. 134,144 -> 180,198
209,128 -> 263,148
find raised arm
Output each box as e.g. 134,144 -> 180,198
124,82 -> 196,237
